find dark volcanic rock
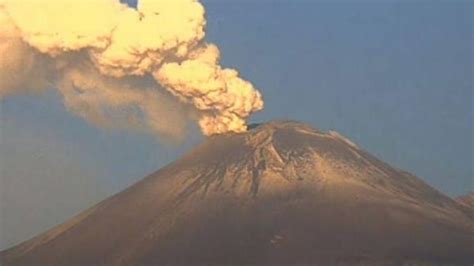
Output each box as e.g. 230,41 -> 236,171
2,121 -> 473,265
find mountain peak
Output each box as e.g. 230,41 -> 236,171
175,120 -> 361,199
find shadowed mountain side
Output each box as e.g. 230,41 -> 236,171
2,121 -> 473,265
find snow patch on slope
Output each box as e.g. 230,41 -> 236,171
328,131 -> 359,149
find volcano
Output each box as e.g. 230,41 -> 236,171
2,121 -> 472,265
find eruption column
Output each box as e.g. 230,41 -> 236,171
0,0 -> 264,138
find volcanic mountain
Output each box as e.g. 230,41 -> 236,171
2,121 -> 473,265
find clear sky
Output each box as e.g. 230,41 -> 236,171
1,0 -> 472,250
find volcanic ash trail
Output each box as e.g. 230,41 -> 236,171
0,0 -> 264,138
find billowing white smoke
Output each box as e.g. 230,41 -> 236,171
0,0 -> 263,137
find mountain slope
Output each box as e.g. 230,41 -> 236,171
2,121 -> 473,265
457,192 -> 474,209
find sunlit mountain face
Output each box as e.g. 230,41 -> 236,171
2,121 -> 472,266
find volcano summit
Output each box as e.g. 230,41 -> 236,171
2,121 -> 472,265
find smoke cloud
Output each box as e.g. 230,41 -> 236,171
0,0 -> 264,137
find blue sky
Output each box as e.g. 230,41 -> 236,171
1,0 -> 472,249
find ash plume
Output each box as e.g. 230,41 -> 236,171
0,0 -> 264,138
